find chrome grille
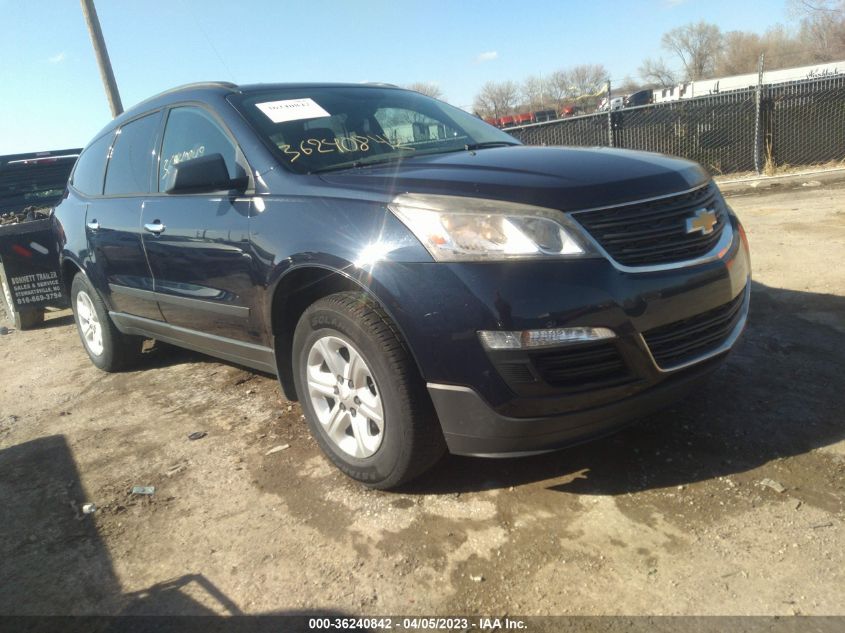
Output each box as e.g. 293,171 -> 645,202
572,183 -> 728,267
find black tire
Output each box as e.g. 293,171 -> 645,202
0,266 -> 44,330
70,273 -> 142,371
292,291 -> 445,489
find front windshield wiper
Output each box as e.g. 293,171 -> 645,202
310,141 -> 521,174
464,141 -> 520,150
309,152 -> 412,174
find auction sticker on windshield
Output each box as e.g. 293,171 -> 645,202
256,98 -> 331,123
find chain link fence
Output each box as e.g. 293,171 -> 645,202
506,74 -> 845,176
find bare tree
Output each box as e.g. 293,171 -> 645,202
404,82 -> 445,100
545,70 -> 572,107
759,25 -> 810,68
639,57 -> 678,88
618,76 -> 641,94
521,75 -> 546,110
662,21 -> 723,81
791,0 -> 845,61
563,64 -> 608,97
473,80 -> 520,118
717,32 -> 764,76
717,26 -> 811,76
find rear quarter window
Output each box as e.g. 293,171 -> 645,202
72,133 -> 113,196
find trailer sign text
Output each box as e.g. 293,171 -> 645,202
9,270 -> 63,305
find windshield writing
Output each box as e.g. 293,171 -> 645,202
232,86 -> 518,174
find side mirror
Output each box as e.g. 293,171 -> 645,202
164,153 -> 248,194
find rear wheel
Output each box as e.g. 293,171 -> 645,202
292,292 -> 445,489
71,273 -> 142,371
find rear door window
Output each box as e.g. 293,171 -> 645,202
158,107 -> 238,192
103,112 -> 161,196
72,133 -> 113,196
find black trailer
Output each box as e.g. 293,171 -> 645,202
0,149 -> 80,329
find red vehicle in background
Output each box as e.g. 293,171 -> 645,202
513,112 -> 533,126
497,114 -> 516,128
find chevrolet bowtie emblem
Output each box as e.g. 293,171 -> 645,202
686,208 -> 718,235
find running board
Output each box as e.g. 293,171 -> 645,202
109,312 -> 277,375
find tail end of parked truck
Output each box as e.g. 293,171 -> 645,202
0,149 -> 80,329
0,214 -> 69,329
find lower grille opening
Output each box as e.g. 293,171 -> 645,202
496,362 -> 535,384
530,340 -> 633,391
642,289 -> 746,369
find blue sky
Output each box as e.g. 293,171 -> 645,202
1,0 -> 790,154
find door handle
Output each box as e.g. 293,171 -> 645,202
144,221 -> 166,235
86,220 -> 100,231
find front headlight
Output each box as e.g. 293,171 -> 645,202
389,193 -> 594,261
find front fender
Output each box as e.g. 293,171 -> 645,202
252,194 -> 431,330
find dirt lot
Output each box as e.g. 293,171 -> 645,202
1,177 -> 844,617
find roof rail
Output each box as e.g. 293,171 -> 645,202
145,81 -> 239,100
124,82 -> 240,114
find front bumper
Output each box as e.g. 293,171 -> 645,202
428,352 -> 727,456
427,251 -> 751,457
366,214 -> 750,455
427,274 -> 750,455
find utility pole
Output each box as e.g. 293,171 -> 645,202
753,52 -> 765,174
80,0 -> 123,117
538,71 -> 544,109
606,79 -> 613,147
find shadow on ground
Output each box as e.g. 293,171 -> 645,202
39,311 -> 75,329
405,280 -> 845,496
0,435 -> 367,627
0,435 -> 237,616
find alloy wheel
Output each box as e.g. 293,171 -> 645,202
306,334 -> 385,458
76,290 -> 104,356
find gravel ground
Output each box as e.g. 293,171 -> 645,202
0,177 -> 843,617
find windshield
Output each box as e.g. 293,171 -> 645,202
230,86 -> 520,174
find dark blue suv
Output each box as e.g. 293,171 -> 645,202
54,82 -> 750,488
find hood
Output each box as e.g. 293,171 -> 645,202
318,146 -> 710,211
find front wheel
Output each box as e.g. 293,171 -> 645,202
292,292 -> 445,489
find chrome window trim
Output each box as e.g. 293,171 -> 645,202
639,280 -> 751,374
